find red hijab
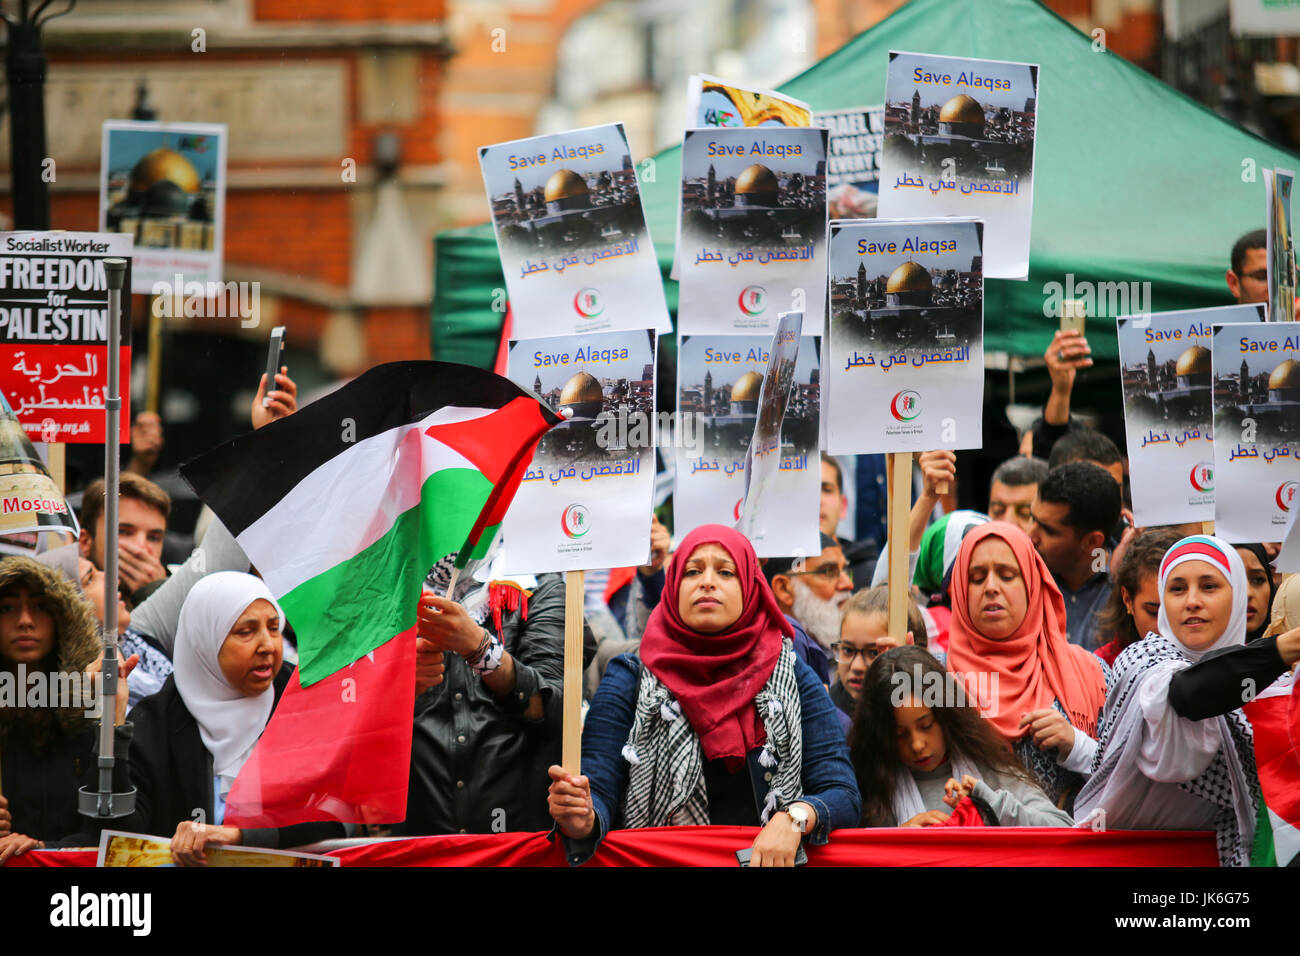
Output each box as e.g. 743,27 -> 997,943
945,522 -> 1106,740
640,525 -> 792,763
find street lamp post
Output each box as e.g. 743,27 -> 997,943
3,0 -> 77,229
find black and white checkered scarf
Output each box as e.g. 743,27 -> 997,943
619,641 -> 803,829
1077,633 -> 1259,866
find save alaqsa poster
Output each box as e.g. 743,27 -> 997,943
676,127 -> 828,335
814,106 -> 884,219
1265,167 -> 1296,322
825,218 -> 984,455
1116,304 -> 1263,527
100,120 -> 226,295
674,332 -> 820,558
0,390 -> 79,539
501,328 -> 656,573
0,231 -> 132,444
479,123 -> 670,339
1211,321 -> 1300,543
877,51 -> 1038,280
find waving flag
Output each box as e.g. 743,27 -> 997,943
180,361 -> 559,825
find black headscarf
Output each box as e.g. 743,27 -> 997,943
1235,543 -> 1276,643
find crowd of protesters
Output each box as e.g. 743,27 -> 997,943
2,232 -> 1299,867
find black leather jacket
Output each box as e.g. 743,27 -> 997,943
397,573 -> 574,835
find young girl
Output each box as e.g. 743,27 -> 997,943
849,646 -> 1073,827
831,584 -> 928,721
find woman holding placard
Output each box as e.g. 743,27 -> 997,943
546,525 -> 859,866
944,523 -> 1108,809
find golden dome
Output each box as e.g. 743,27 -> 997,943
938,95 -> 985,126
735,164 -> 779,197
544,169 -> 589,203
129,148 -> 200,194
1269,358 -> 1300,389
885,260 -> 932,295
1175,345 -> 1211,378
731,371 -> 763,403
560,372 -> 603,406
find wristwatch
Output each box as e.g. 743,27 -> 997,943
787,803 -> 809,835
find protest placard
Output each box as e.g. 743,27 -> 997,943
677,127 -> 827,334
878,52 -> 1037,280
480,123 -> 669,338
1117,304 -> 1263,526
825,217 -> 983,454
502,329 -> 656,572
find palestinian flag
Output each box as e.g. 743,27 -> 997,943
1244,673 -> 1300,867
180,361 -> 559,825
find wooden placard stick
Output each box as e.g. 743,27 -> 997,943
47,442 -> 66,493
886,451 -> 913,640
562,569 -> 585,775
146,299 -> 163,415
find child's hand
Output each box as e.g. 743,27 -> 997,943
901,810 -> 951,827
943,774 -> 979,807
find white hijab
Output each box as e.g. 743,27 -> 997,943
173,572 -> 285,797
1155,535 -> 1249,660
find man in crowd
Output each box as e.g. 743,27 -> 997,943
1028,462 -> 1121,650
58,473 -> 172,609
821,454 -> 878,585
987,456 -> 1048,534
766,533 -> 854,683
1226,227 -> 1299,318
404,566 -> 570,835
1046,427 -> 1126,491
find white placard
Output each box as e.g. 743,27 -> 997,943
1212,321 -> 1300,542
479,123 -> 670,338
501,328 -> 656,572
1116,305 -> 1264,526
99,121 -> 226,295
677,127 -> 828,334
877,51 -> 1038,280
825,217 -> 984,454
673,332 -> 820,557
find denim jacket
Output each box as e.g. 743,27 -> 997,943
562,651 -> 861,865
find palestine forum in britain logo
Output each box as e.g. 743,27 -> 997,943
574,288 -> 604,319
1276,481 -> 1299,513
1189,462 -> 1213,493
561,503 -> 592,538
890,390 -> 922,422
738,285 -> 767,316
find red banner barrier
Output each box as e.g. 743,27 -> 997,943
10,826 -> 1217,867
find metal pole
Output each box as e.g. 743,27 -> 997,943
80,256 -> 135,819
4,19 -> 51,229
2,1 -> 79,230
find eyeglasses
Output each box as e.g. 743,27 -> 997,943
1238,269 -> 1268,283
830,642 -> 879,664
787,563 -> 852,583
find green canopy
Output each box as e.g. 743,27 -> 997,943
432,0 -> 1299,370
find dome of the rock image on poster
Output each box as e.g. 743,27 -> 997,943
129,148 -> 200,195
1268,358 -> 1300,390
544,169 -> 590,203
886,260 -> 933,295
1175,345 -> 1212,378
730,371 -> 763,403
734,164 -> 779,203
560,371 -> 604,407
938,94 -> 986,127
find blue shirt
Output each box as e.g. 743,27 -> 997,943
562,652 -> 861,865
